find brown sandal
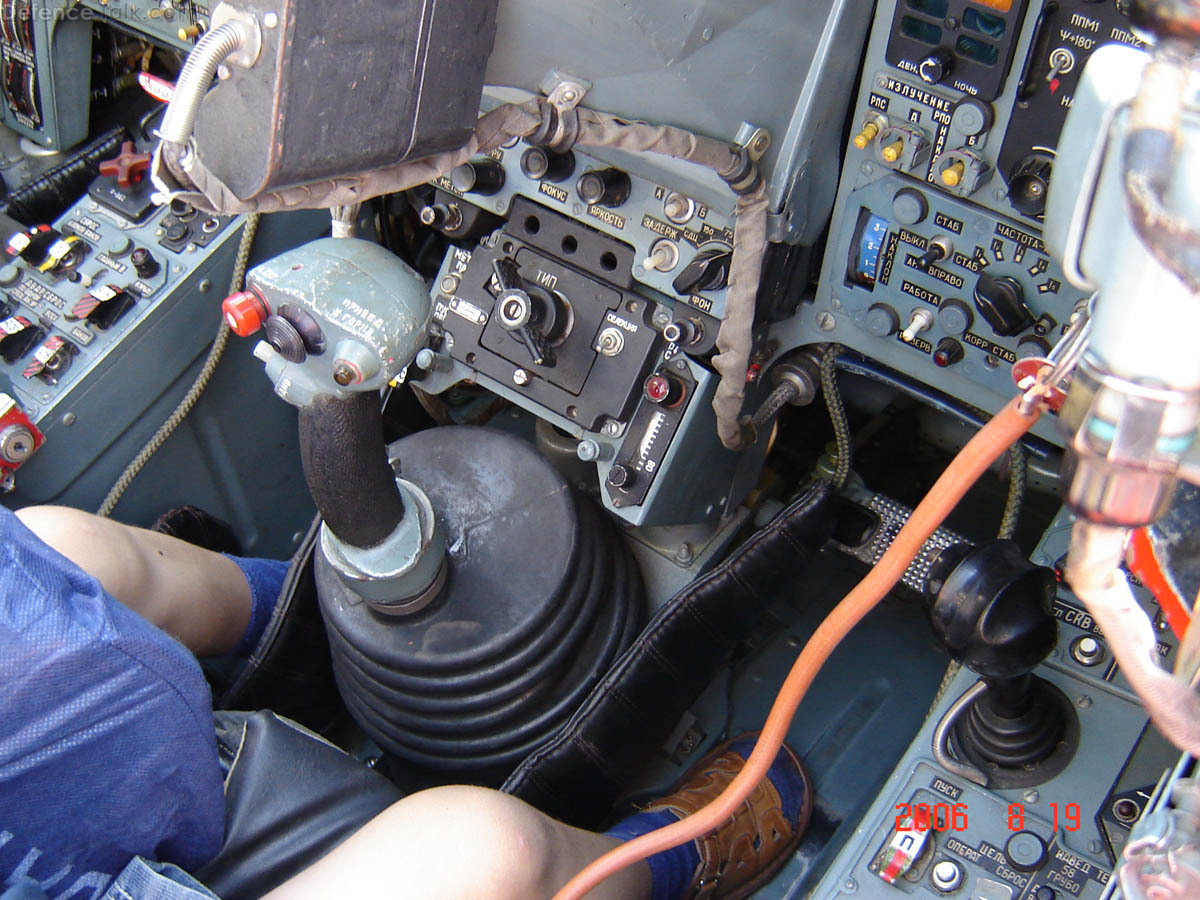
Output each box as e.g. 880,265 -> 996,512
640,733 -> 814,900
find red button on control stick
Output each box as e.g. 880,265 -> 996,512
223,288 -> 270,337
98,141 -> 153,188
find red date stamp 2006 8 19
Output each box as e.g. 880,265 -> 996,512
895,802 -> 1083,833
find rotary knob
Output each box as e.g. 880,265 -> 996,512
577,168 -> 632,208
520,147 -> 575,183
607,464 -> 634,489
1007,153 -> 1054,218
933,337 -> 965,368
919,48 -> 954,85
130,248 -> 159,278
97,141 -> 152,188
672,244 -> 733,295
974,272 -> 1034,337
492,258 -> 562,367
866,303 -> 900,337
451,158 -> 506,196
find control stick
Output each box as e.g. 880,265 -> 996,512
233,237 -> 445,614
926,540 -> 1078,783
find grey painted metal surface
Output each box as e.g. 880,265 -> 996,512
429,138 -> 740,320
484,0 -> 874,244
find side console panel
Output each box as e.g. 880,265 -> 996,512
0,159 -> 326,554
0,0 -> 90,149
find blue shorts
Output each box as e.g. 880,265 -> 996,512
0,506 -> 288,900
2,859 -> 218,900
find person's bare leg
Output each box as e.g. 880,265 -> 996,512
15,505 -> 251,657
263,785 -> 652,900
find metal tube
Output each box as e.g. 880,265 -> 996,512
930,680 -> 990,787
158,22 -> 250,145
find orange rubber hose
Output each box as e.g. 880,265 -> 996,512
552,396 -> 1040,900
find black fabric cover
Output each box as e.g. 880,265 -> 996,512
502,479 -> 833,828
298,392 -> 407,549
215,517 -> 344,736
196,711 -> 402,900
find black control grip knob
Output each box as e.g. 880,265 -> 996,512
130,247 -> 159,278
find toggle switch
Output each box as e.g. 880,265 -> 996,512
901,308 -> 935,343
915,236 -> 953,271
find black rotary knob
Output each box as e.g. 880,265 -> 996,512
520,147 -> 575,183
450,158 -> 506,196
918,48 -> 954,85
933,337 -> 965,368
169,198 -> 197,221
1007,152 -> 1054,218
130,248 -> 159,278
673,244 -> 733,295
974,272 -> 1034,337
607,464 -> 634,489
577,169 -> 632,208
164,222 -> 189,243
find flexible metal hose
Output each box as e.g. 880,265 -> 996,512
158,21 -> 250,145
97,212 -> 261,517
998,443 -> 1027,540
550,397 -> 1040,900
1122,45 -> 1200,294
750,382 -> 799,430
821,344 -> 852,490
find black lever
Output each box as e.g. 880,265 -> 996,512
672,244 -> 733,296
492,258 -> 556,368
